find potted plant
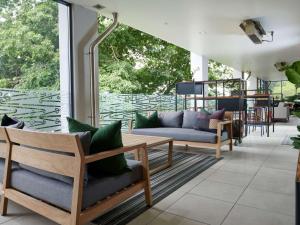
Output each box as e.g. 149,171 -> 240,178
279,60 -> 300,225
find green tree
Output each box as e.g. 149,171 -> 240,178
98,16 -> 191,94
0,0 -> 59,90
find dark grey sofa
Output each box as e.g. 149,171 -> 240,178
130,110 -> 233,158
9,159 -> 142,211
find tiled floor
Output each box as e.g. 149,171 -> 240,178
0,118 -> 298,225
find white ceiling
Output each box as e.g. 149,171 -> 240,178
69,0 -> 300,80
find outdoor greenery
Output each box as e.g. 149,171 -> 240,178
0,0 -> 233,94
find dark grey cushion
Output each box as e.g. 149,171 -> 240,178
8,121 -> 25,129
10,159 -> 142,211
132,127 -> 228,144
158,111 -> 183,128
19,132 -> 91,185
182,110 -> 200,129
0,158 -> 19,182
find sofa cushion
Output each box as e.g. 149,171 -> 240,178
132,127 -> 228,144
195,109 -> 226,132
182,111 -> 200,129
89,121 -> 128,176
1,114 -> 25,129
135,111 -> 160,129
10,159 -> 142,211
19,132 -> 91,185
67,118 -> 129,176
0,158 -> 20,182
158,111 -> 183,128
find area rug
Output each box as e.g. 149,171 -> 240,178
281,135 -> 293,145
93,149 -> 220,225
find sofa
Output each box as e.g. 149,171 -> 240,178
0,127 -> 152,225
129,110 -> 233,158
274,102 -> 290,122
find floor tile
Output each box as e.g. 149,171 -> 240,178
149,212 -> 207,225
238,188 -> 295,216
219,162 -> 260,175
263,158 -> 297,171
222,204 -> 294,225
250,170 -> 295,195
207,170 -> 253,187
154,191 -> 185,211
189,180 -> 244,203
3,214 -> 57,225
166,193 -> 233,225
127,208 -> 162,225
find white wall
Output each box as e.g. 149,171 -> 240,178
72,5 -> 99,125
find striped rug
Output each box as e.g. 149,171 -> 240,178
93,149 -> 220,225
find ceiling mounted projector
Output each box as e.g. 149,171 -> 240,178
240,19 -> 274,44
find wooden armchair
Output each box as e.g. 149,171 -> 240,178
0,128 -> 152,225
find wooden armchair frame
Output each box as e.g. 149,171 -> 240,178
0,128 -> 152,225
128,111 -> 233,159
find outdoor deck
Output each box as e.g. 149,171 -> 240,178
0,118 -> 298,225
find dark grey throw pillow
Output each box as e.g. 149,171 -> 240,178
19,131 -> 91,185
182,110 -> 200,129
158,111 -> 183,128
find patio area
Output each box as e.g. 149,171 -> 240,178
0,118 -> 297,225
1,0 -> 300,224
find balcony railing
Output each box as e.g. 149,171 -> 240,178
0,89 -> 185,131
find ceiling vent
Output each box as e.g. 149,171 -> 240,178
240,19 -> 273,44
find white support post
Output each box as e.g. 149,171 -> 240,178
58,4 -> 71,132
71,5 -> 99,125
190,53 -> 208,82
190,53 -> 208,109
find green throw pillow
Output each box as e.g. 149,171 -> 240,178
67,118 -> 129,176
135,111 -> 160,128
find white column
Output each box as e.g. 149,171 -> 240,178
233,69 -> 242,79
247,74 -> 257,91
72,5 -> 99,125
58,4 -> 71,132
190,53 -> 208,81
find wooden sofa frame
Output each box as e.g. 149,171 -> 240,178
129,112 -> 233,159
0,128 -> 152,225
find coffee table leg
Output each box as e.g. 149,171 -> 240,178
168,140 -> 173,167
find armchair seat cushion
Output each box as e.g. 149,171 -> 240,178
10,159 -> 142,211
132,128 -> 228,144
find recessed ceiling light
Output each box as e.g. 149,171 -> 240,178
93,4 -> 105,10
199,31 -> 207,35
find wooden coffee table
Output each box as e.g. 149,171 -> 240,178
122,133 -> 173,175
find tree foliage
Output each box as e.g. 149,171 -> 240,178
98,17 -> 191,94
0,0 -> 233,94
0,0 -> 59,90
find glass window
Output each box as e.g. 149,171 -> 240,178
0,0 -> 72,131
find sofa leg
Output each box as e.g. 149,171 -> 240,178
216,146 -> 221,159
0,196 -> 8,216
229,139 -> 233,151
185,144 -> 189,151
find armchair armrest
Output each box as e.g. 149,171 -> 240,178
128,119 -> 134,133
217,120 -> 233,140
84,143 -> 146,164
